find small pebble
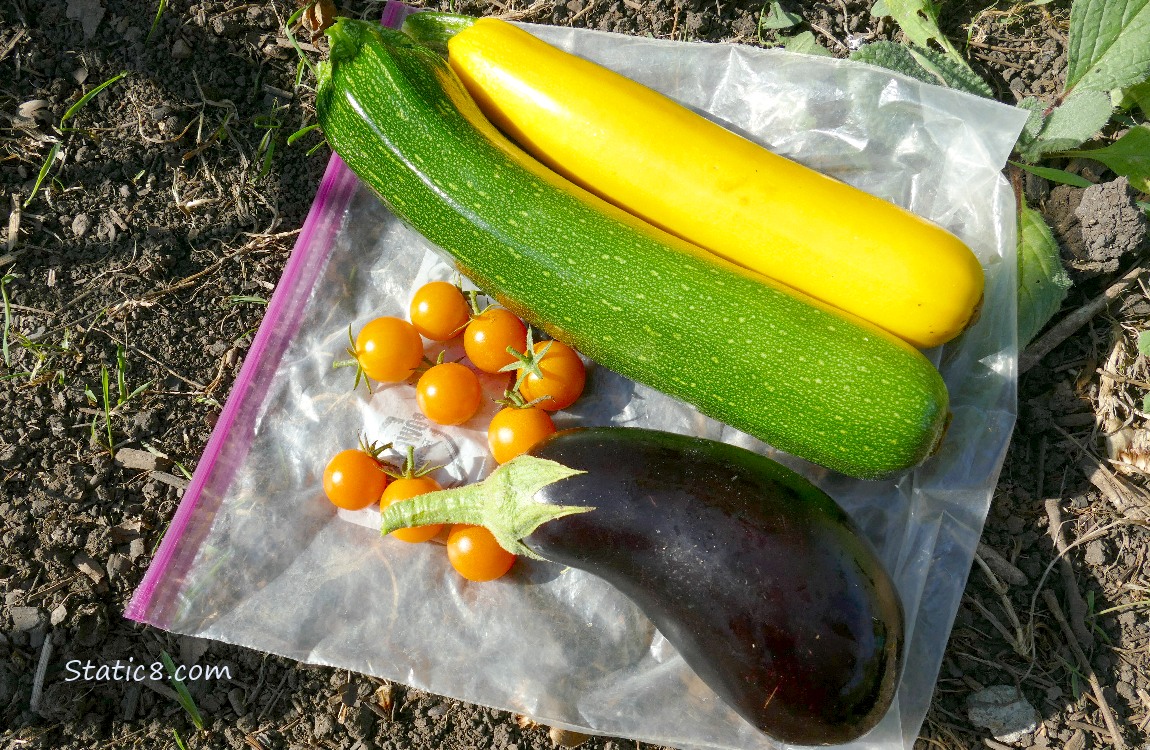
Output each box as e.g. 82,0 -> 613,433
967,685 -> 1040,744
71,213 -> 91,238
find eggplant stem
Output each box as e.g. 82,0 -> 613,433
378,455 -> 591,559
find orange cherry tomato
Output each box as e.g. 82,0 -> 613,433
463,308 -> 528,374
447,525 -> 516,581
488,406 -> 556,464
415,362 -> 483,425
322,449 -> 388,511
409,281 -> 471,341
380,475 -> 443,543
518,340 -> 586,411
354,317 -> 424,383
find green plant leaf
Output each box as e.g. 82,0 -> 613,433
759,1 -> 802,30
1013,97 -> 1047,159
781,31 -> 831,56
1028,88 -> 1114,157
868,0 -> 966,66
60,71 -> 128,132
905,45 -> 993,96
1009,161 -> 1095,188
24,142 -> 61,208
1059,124 -> 1150,192
161,651 -> 205,730
1,273 -> 14,369
850,41 -> 992,97
1119,79 -> 1150,117
1137,329 -> 1150,356
1017,203 -> 1072,347
1066,0 -> 1150,94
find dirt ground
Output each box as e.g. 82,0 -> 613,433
2,0 -> 1149,749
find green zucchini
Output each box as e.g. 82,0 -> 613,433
398,11 -> 475,54
315,19 -> 949,480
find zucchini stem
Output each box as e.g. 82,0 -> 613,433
378,455 -> 591,559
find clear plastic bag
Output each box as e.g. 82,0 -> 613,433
128,10 -> 1030,749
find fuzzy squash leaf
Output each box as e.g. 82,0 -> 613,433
850,41 -> 992,97
759,1 -> 802,30
1017,203 -> 1072,347
1013,97 -> 1046,159
781,31 -> 832,56
1066,0 -> 1150,94
869,0 -> 966,66
1138,329 -> 1150,356
1024,88 -> 1113,159
1059,124 -> 1150,192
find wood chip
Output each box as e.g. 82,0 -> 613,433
548,727 -> 592,748
107,207 -> 127,231
7,193 -> 20,252
115,447 -> 169,472
151,470 -> 190,491
72,551 -> 105,583
110,519 -> 144,543
976,542 -> 1029,586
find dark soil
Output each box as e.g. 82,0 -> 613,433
2,1 -> 1148,749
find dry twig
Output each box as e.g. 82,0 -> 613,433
1020,265 -> 1148,373
1041,590 -> 1127,750
1043,497 -> 1094,649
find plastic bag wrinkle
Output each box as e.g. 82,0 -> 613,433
131,20 -> 1031,750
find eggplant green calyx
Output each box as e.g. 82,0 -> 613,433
378,456 -> 591,559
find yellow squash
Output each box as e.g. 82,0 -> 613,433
446,18 -> 984,349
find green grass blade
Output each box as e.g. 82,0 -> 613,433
24,143 -> 60,208
1,273 -> 14,368
146,0 -> 169,44
285,3 -> 319,81
172,728 -> 189,750
116,345 -> 128,404
124,380 -> 152,402
161,651 -> 205,730
101,365 -> 114,454
1008,161 -> 1094,188
226,295 -> 268,305
60,71 -> 129,132
287,123 -> 320,146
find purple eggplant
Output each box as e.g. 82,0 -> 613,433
380,427 -> 904,745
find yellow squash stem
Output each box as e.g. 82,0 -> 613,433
446,18 -> 984,349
